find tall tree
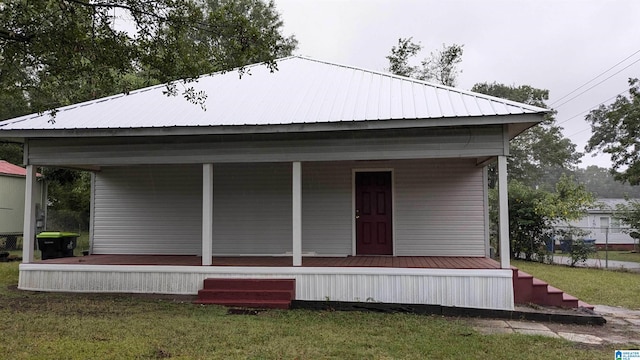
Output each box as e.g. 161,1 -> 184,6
586,78 -> 640,185
0,0 -> 297,230
386,37 -> 463,86
574,166 -> 640,198
471,83 -> 582,188
0,0 -> 297,121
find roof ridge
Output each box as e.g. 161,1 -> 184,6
289,56 -> 550,113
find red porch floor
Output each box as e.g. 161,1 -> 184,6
37,255 -> 501,269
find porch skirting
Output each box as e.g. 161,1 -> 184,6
19,264 -> 514,310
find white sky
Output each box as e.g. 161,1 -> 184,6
274,0 -> 640,169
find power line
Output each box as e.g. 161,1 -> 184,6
550,48 -> 640,106
557,88 -> 630,126
553,56 -> 640,109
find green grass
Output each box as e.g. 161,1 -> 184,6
589,250 -> 640,263
0,262 -> 623,359
513,260 -> 640,309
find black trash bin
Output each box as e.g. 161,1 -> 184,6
36,232 -> 78,260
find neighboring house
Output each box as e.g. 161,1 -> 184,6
0,160 -> 46,249
0,56 -> 548,310
564,198 -> 638,250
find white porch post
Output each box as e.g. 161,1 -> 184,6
22,165 -> 37,263
292,161 -> 302,266
202,164 -> 214,266
497,155 -> 510,269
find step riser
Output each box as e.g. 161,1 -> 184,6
197,278 -> 296,309
198,290 -> 294,301
203,279 -> 295,292
513,269 -> 590,309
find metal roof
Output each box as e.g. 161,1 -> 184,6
0,56 -> 548,131
0,160 -> 42,177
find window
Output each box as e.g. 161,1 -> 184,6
611,218 -> 622,234
600,217 -> 609,233
600,216 -> 622,233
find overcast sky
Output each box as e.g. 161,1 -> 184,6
274,0 -> 640,169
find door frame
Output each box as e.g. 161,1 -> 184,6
351,168 -> 396,256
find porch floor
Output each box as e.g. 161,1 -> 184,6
37,255 -> 501,269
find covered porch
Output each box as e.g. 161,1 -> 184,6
19,255 -> 513,310
34,254 -> 502,268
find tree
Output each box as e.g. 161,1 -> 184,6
386,37 -> 422,78
614,199 -> 640,252
386,37 -> 464,86
1,0 -> 297,230
586,78 -> 640,185
490,175 -> 594,261
574,166 -> 640,198
471,83 -> 582,188
0,0 -> 297,121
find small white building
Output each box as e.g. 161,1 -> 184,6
565,199 -> 638,250
0,160 -> 46,248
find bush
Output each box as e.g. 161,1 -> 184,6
567,239 -> 596,267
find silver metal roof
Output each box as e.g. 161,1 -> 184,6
0,56 -> 548,131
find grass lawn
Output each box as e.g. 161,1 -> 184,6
512,260 -> 640,309
0,262 -> 623,359
589,250 -> 640,263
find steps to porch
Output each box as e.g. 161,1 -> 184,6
195,278 -> 296,309
512,268 -> 594,310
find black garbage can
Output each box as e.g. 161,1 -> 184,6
36,232 -> 78,260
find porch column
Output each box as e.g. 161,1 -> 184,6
497,155 -> 510,269
292,161 -> 302,266
22,165 -> 37,263
202,163 -> 214,266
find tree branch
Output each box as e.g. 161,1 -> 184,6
0,28 -> 33,43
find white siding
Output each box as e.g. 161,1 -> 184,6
302,159 -> 486,256
302,162 -> 353,254
0,175 -> 44,235
19,264 -> 514,310
93,165 -> 202,254
26,126 -> 506,166
212,163 -> 292,254
93,159 -> 487,257
394,159 -> 486,256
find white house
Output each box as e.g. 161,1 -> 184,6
0,56 -> 549,310
564,198 -> 638,250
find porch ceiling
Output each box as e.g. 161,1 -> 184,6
37,255 -> 501,269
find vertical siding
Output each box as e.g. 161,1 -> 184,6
93,165 -> 202,254
19,265 -> 514,310
0,175 -> 44,234
212,163 -> 292,254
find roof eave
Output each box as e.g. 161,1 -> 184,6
0,113 -> 545,139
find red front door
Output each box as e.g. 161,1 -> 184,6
356,171 -> 393,255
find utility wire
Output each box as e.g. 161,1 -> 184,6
550,48 -> 640,106
557,88 -> 631,126
553,56 -> 640,109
